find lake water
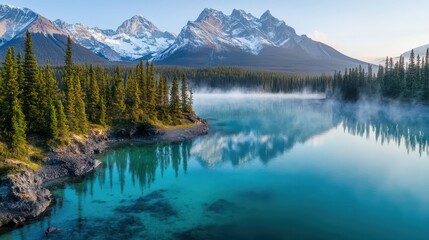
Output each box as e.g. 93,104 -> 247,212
2,94 -> 429,240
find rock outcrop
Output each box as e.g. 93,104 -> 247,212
0,170 -> 51,227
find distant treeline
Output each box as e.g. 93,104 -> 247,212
148,50 -> 429,104
155,66 -> 331,93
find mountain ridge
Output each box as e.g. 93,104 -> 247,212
0,4 -> 368,73
156,8 -> 367,73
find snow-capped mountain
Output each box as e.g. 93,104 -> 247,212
0,4 -> 175,62
0,4 -> 108,64
157,8 -> 366,73
0,4 -> 368,73
54,15 -> 176,61
158,9 -> 302,58
0,4 -> 63,45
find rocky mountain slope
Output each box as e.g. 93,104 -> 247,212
156,9 -> 367,73
54,15 -> 175,61
0,4 -> 367,73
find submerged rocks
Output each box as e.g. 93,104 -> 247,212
45,226 -> 60,236
115,189 -> 177,220
52,215 -> 146,240
205,199 -> 235,214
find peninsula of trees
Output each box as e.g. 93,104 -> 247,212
0,32 -> 195,169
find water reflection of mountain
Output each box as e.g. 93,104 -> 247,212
36,99 -> 429,235
53,100 -> 429,200
191,99 -> 340,166
191,99 -> 429,166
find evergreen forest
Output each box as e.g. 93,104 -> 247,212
0,32 -> 195,164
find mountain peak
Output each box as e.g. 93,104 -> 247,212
53,14 -> 175,61
0,4 -> 40,46
53,19 -> 68,29
116,15 -> 159,35
0,3 -> 34,15
0,4 -> 24,10
197,8 -> 224,21
260,10 -> 276,21
231,9 -> 256,21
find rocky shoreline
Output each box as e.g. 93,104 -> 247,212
0,120 -> 208,228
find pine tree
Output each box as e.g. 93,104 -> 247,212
146,62 -> 156,118
157,76 -> 164,107
163,77 -> 169,108
65,75 -> 77,131
65,36 -> 73,79
156,76 -> 168,121
146,60 -> 150,101
137,59 -> 146,110
16,53 -> 24,99
95,65 -> 108,115
49,103 -> 59,140
88,65 -> 100,123
125,73 -> 143,122
181,74 -> 189,113
406,49 -> 416,98
111,66 -> 125,120
99,98 -> 106,126
162,77 -> 171,122
170,74 -> 182,120
423,49 -> 429,101
56,99 -> 68,137
23,31 -> 41,133
36,64 -> 59,135
64,35 -> 76,130
189,85 -> 194,114
73,75 -> 88,134
3,48 -> 27,156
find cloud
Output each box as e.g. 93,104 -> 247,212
309,31 -> 329,43
309,30 -> 341,48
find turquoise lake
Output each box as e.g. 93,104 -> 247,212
1,94 -> 429,240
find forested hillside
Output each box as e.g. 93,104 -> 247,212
0,32 -> 195,172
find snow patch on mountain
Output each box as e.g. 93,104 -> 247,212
54,15 -> 176,61
156,8 -> 314,60
0,4 -> 38,46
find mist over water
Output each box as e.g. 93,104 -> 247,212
2,93 -> 429,240
194,90 -> 326,99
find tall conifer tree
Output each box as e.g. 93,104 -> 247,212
170,74 -> 181,120
181,74 -> 189,113
111,66 -> 125,120
73,75 -> 88,134
3,48 -> 27,156
23,31 -> 41,133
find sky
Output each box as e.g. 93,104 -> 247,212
3,0 -> 429,62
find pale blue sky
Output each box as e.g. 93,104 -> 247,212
4,0 -> 429,61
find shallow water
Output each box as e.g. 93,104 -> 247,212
2,95 -> 429,240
